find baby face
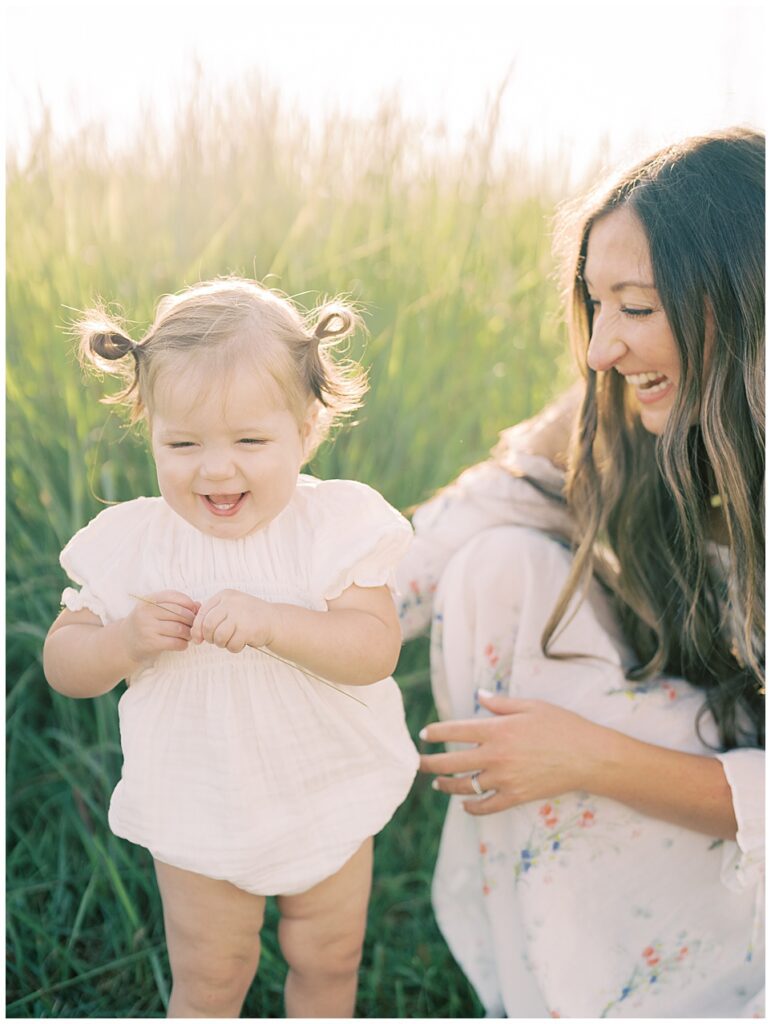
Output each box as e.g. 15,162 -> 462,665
150,362 -> 312,539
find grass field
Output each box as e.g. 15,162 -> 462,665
7,78 -> 581,1017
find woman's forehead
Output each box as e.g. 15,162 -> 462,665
584,207 -> 654,287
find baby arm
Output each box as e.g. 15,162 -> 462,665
191,584 -> 401,685
44,591 -> 200,698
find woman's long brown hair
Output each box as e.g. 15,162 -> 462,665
546,128 -> 765,750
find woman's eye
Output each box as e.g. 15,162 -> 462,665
621,307 -> 654,318
168,441 -> 195,449
238,438 -> 267,446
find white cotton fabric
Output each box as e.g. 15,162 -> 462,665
60,475 -> 419,896
396,450 -> 764,1019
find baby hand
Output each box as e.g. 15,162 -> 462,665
122,590 -> 200,667
191,590 -> 275,653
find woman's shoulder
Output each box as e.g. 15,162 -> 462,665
493,382 -> 583,473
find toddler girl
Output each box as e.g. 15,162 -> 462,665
43,278 -> 418,1018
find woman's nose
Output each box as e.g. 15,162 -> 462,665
586,316 -> 628,372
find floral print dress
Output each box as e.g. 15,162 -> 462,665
397,440 -> 764,1018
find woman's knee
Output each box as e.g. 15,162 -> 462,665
437,526 -> 571,611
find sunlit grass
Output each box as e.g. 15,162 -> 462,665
7,75 -> 581,1017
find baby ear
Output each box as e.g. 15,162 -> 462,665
301,400 -> 323,451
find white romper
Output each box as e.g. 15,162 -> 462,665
60,475 -> 419,896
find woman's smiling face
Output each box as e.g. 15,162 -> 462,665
583,205 -> 681,436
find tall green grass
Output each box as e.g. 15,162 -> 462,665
7,76 -> 580,1017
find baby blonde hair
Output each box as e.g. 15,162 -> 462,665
75,277 -> 368,459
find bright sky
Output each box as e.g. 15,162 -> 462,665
6,0 -> 767,182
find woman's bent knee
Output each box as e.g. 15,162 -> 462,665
440,526 -> 571,595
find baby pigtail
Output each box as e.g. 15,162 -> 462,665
73,308 -> 145,419
306,303 -> 368,413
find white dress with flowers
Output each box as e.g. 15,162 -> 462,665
397,437 -> 764,1019
59,474 -> 419,896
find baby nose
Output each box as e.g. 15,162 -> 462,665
200,448 -> 236,479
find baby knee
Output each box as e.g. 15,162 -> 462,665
279,915 -> 365,980
173,949 -> 258,1013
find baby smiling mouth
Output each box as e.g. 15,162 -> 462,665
204,493 -> 245,511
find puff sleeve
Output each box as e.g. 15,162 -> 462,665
309,480 -> 413,602
59,498 -> 158,624
395,451 -> 574,641
714,748 -> 765,892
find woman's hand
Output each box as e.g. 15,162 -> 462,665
419,689 -> 605,815
191,589 -> 275,654
121,590 -> 200,667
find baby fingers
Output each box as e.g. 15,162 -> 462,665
192,606 -> 227,645
193,608 -> 247,653
141,591 -> 199,624
159,620 -> 193,641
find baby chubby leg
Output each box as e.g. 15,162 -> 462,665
153,859 -> 266,1018
277,837 -> 373,1018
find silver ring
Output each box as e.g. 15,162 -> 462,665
470,771 -> 484,796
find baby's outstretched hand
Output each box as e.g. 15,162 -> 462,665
123,590 -> 200,667
191,590 -> 275,654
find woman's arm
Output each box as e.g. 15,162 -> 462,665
190,584 -> 402,685
44,591 -> 199,698
420,691 -> 739,840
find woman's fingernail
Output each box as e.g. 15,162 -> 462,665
419,727 -> 428,740
431,779 -> 441,790
477,688 -> 494,699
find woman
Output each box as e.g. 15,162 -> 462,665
397,128 -> 764,1018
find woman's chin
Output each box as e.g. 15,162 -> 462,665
637,399 -> 675,436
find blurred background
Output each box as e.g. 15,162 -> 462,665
6,0 -> 765,1016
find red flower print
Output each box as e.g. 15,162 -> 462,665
549,1012 -> 561,1018
545,817 -> 558,827
483,642 -> 499,666
642,946 -> 655,958
482,884 -> 490,896
646,956 -> 660,966
479,842 -> 488,855
409,580 -> 420,594
679,946 -> 689,957
539,803 -> 552,817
